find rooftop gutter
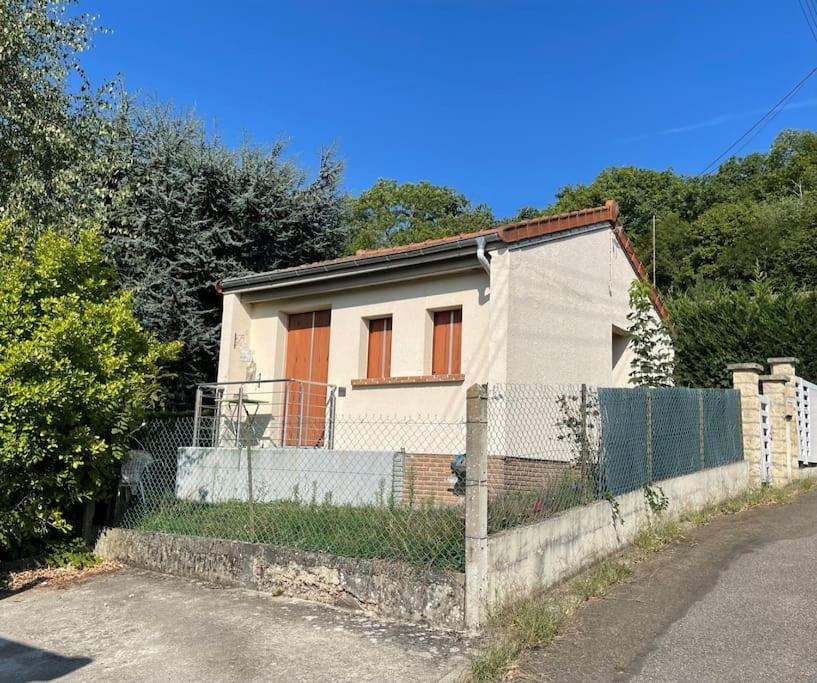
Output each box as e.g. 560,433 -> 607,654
219,232 -> 501,294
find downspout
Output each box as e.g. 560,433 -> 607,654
475,236 -> 490,274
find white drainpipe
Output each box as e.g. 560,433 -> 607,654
475,236 -> 490,274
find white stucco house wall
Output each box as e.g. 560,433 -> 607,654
187,201 -> 670,504
215,199 -> 667,411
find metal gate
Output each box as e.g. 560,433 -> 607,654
796,377 -> 817,465
759,394 -> 772,483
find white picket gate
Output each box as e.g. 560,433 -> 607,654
759,394 -> 772,483
796,376 -> 817,465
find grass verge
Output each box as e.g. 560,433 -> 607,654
466,478 -> 817,682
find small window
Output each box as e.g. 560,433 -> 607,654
366,317 -> 392,379
432,309 -> 462,375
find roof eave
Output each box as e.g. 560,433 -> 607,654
219,232 -> 502,294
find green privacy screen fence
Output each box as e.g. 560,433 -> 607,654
598,387 -> 743,496
486,384 -> 744,532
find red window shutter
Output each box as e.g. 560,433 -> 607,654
432,309 -> 462,375
367,317 -> 392,378
450,309 -> 462,374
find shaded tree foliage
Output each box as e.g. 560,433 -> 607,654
104,103 -> 346,405
668,279 -> 817,388
345,179 -> 495,253
0,0 -> 117,231
519,129 -> 817,294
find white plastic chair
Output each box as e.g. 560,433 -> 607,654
121,449 -> 154,501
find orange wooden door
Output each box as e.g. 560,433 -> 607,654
284,310 -> 331,446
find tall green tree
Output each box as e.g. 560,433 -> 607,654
0,220 -> 179,557
345,179 -> 495,253
0,0 -> 117,231
104,103 -> 346,405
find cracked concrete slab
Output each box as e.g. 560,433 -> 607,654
0,567 -> 470,682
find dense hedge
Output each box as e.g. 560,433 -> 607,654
668,280 -> 817,388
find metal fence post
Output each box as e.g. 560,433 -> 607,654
192,386 -> 203,447
698,389 -> 706,470
246,440 -> 255,542
645,387 -> 653,483
580,383 -> 589,465
465,383 -> 489,632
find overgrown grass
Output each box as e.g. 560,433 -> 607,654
632,520 -> 686,553
570,560 -> 632,601
128,497 -> 465,571
487,470 -> 596,534
468,559 -> 628,682
466,478 -> 817,682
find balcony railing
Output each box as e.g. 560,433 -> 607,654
192,379 -> 338,449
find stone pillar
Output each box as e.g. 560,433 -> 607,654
727,363 -> 763,486
464,383 -> 488,632
767,356 -> 800,479
759,375 -> 791,484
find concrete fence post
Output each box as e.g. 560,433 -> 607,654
465,383 -> 488,632
727,363 -> 763,486
768,357 -> 801,474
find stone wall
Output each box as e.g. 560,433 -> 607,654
96,528 -> 465,631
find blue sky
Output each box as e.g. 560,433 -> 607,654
79,1 -> 816,218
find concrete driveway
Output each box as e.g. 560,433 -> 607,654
516,488 -> 817,682
0,568 -> 469,683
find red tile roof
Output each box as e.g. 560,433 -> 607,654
220,199 -> 668,319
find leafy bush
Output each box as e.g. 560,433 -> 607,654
668,278 -> 817,387
0,221 -> 180,557
44,539 -> 100,570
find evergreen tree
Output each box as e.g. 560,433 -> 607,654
104,103 -> 346,405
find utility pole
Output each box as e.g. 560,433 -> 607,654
652,213 -> 657,287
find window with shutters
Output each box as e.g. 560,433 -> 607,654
431,309 -> 462,375
366,317 -> 392,379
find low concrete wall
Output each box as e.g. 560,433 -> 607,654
485,461 -> 749,609
96,528 -> 465,630
176,447 -> 401,506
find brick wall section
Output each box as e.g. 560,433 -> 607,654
405,453 -> 460,506
404,453 -> 572,505
499,458 -> 572,492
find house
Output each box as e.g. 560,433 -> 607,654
206,200 -> 667,501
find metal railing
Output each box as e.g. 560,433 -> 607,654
192,379 -> 338,449
796,376 -> 817,465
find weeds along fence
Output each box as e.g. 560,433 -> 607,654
120,384 -> 743,575
123,415 -> 467,571
485,384 -> 743,534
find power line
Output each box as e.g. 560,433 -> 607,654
799,0 -> 817,43
698,64 -> 817,176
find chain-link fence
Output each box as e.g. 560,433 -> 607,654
119,384 -> 742,573
486,384 -> 743,533
121,414 -> 467,571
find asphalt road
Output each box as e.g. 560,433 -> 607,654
0,568 -> 469,683
517,488 -> 817,682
